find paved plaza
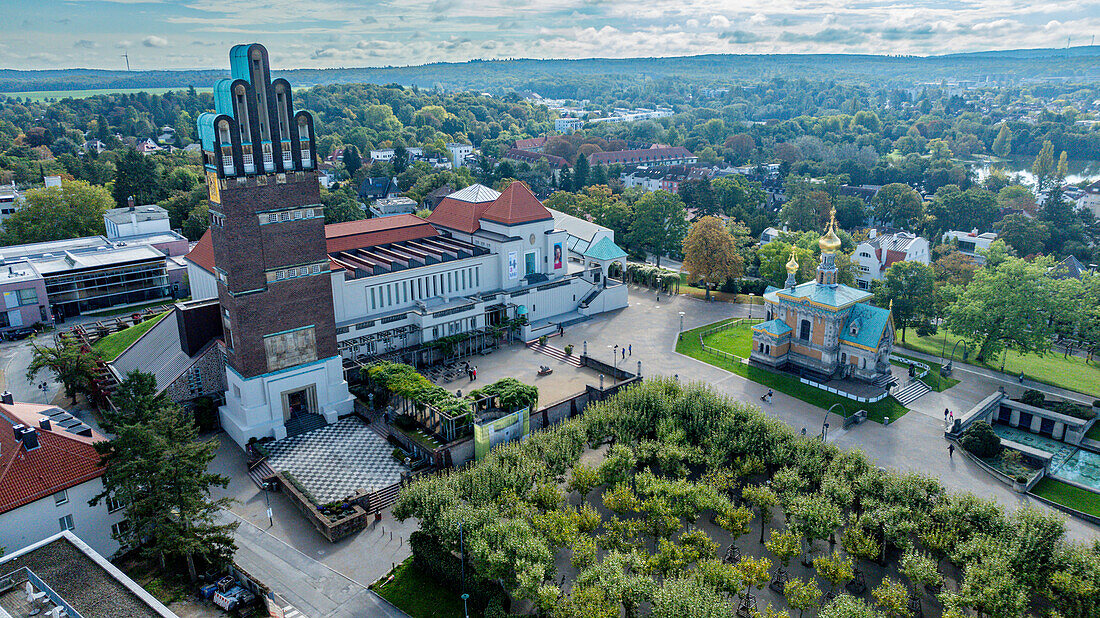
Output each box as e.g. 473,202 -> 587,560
264,417 -> 409,504
439,343 -> 606,406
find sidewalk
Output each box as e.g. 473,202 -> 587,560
899,347 -> 1094,405
221,510 -> 408,618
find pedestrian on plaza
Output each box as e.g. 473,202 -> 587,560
944,408 -> 949,422
628,344 -> 632,356
622,347 -> 626,360
800,427 -> 807,436
948,443 -> 955,458
473,366 -> 477,381
468,367 -> 473,382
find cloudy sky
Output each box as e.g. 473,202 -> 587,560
5,0 -> 1099,71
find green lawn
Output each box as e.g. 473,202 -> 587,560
895,328 -> 1100,398
677,274 -> 767,305
678,319 -> 908,424
92,311 -> 169,361
1031,478 -> 1100,518
890,354 -> 960,393
701,320 -> 759,358
370,559 -> 465,618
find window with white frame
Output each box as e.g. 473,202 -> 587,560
106,494 -> 125,513
112,519 -> 132,538
54,489 -> 68,506
59,514 -> 74,531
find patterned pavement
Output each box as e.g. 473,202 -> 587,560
264,417 -> 409,504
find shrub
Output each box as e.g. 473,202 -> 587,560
539,335 -> 548,346
1020,389 -> 1045,407
393,413 -> 417,430
915,321 -> 938,337
719,278 -> 740,294
564,344 -> 574,355
960,421 -> 1002,458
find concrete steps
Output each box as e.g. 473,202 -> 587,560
247,459 -> 276,489
526,340 -> 583,367
893,379 -> 931,406
284,412 -> 327,438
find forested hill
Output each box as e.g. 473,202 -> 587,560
2,46 -> 1099,95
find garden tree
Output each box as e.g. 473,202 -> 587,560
112,148 -> 160,207
742,484 -> 779,545
92,395 -> 237,581
945,247 -> 1058,362
994,213 -> 1048,256
26,341 -> 100,405
572,152 -> 589,190
871,577 -> 910,618
786,493 -> 842,562
873,261 -> 936,342
872,184 -> 923,230
780,190 -> 832,232
927,185 -> 998,239
391,143 -> 409,173
321,184 -> 367,224
758,241 -> 817,288
568,464 -> 600,503
732,555 -> 772,604
715,505 -> 754,542
550,585 -> 617,618
678,179 -> 720,217
819,594 -> 883,618
995,184 -> 1036,214
1039,186 -> 1087,256
712,175 -> 766,222
783,577 -> 822,618
627,190 -> 689,267
991,124 -> 1012,158
765,529 -> 801,583
467,518 -> 555,602
1057,149 -> 1069,182
814,550 -> 855,599
1046,539 -> 1100,618
342,144 -> 362,177
840,518 -> 881,565
159,183 -> 207,230
681,216 -> 744,299
1031,139 -> 1055,193
650,577 -> 731,618
725,133 -> 755,163
1007,506 -> 1066,590
899,548 -> 941,615
3,180 -> 112,244
952,548 -> 1029,618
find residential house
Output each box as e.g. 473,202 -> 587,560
512,137 -> 547,153
0,398 -> 128,559
943,229 -> 998,261
852,230 -> 930,290
555,118 -> 584,133
103,202 -> 171,239
135,138 -> 163,155
589,146 -> 696,167
446,143 -> 474,167
501,148 -> 568,172
0,182 -> 22,226
358,177 -> 401,203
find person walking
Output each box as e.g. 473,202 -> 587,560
622,347 -> 626,360
473,366 -> 477,381
944,408 -> 949,422
948,443 -> 955,458
628,344 -> 632,356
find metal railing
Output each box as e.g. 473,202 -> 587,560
696,318 -> 764,364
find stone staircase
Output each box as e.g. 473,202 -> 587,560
526,340 -> 583,367
892,379 -> 931,406
247,458 -> 276,489
284,412 -> 327,438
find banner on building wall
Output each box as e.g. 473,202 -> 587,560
553,242 -> 563,269
474,407 -> 531,460
508,251 -> 518,279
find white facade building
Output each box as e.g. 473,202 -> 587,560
186,183 -> 630,385
555,117 -> 584,133
943,229 -> 998,261
103,204 -> 172,239
446,143 -> 474,167
0,400 -> 127,559
370,147 -> 424,162
852,230 -> 931,289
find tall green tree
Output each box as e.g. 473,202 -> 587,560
872,183 -> 922,230
572,152 -> 589,191
342,144 -> 362,177
3,180 -> 112,244
780,190 -> 831,232
994,213 -> 1049,257
26,341 -> 100,405
112,148 -> 161,207
1031,140 -> 1055,193
874,261 -> 936,343
991,124 -> 1012,158
627,190 -> 689,268
92,379 -> 237,581
945,244 -> 1058,363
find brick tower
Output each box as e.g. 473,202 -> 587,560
197,43 -> 351,446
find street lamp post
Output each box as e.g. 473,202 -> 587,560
748,294 -> 755,320
678,311 -> 685,333
263,482 -> 274,528
823,403 -> 846,442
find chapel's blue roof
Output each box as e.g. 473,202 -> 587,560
583,236 -> 628,261
763,280 -> 872,310
839,303 -> 892,349
753,319 -> 792,337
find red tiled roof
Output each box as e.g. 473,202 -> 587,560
427,184 -> 501,234
513,137 -> 547,150
325,214 -> 438,253
883,249 -> 907,270
501,148 -> 568,169
481,181 -> 553,226
0,403 -> 106,514
184,230 -> 215,274
589,146 -> 694,165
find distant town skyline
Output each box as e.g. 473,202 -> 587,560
4,0 -> 1099,71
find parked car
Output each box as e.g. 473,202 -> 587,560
5,327 -> 36,341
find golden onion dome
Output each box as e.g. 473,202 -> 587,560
819,208 -> 842,253
785,249 -> 799,274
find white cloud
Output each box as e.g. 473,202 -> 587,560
749,13 -> 767,25
708,15 -> 731,29
142,35 -> 168,48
